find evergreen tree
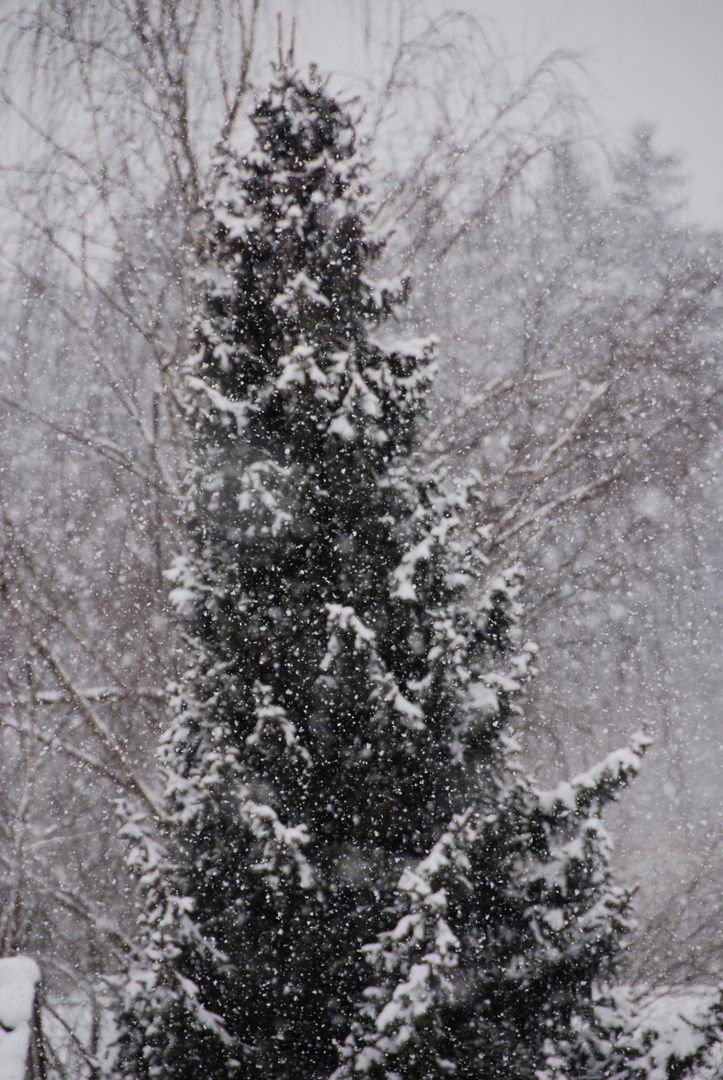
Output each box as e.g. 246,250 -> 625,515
113,65 -> 663,1080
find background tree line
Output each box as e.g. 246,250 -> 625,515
0,1 -> 722,1073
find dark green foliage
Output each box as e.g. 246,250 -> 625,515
113,66 -> 654,1080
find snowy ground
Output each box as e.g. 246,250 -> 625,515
0,957 -> 40,1080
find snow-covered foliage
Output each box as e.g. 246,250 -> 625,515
334,736 -> 652,1080
633,986 -> 723,1080
111,64 -> 718,1080
536,982 -> 723,1080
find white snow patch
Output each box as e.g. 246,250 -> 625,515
0,957 -> 40,1080
634,985 -> 720,1080
466,683 -> 499,713
537,732 -> 650,813
272,271 -> 331,311
392,693 -> 425,730
187,376 -> 250,433
542,908 -> 565,931
328,415 -> 356,441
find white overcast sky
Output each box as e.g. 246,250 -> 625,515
294,0 -> 723,229
473,0 -> 723,228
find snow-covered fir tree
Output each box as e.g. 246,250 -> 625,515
111,65 -> 713,1080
